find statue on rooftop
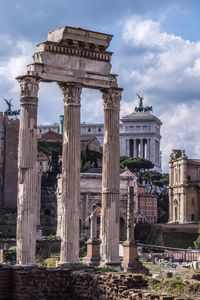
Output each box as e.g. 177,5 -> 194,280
135,93 -> 153,113
3,98 -> 20,116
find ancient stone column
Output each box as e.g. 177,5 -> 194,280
122,185 -> 147,273
83,205 -> 101,265
58,83 -> 82,264
100,87 -> 122,267
122,185 -> 138,271
16,76 -> 40,265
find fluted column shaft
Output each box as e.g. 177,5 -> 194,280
58,83 -> 82,264
16,76 -> 40,265
100,88 -> 122,265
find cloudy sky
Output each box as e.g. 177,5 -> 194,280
0,0 -> 200,171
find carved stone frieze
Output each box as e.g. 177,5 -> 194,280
18,76 -> 40,98
58,83 -> 82,105
102,88 -> 122,110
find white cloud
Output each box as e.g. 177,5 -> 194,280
0,34 -> 35,111
1,14 -> 200,174
117,16 -> 200,172
160,102 -> 200,169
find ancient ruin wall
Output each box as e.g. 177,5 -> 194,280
0,265 -> 188,300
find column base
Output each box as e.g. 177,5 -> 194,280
82,238 -> 101,266
122,241 -> 149,274
100,260 -> 121,271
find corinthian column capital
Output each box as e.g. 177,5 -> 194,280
17,76 -> 40,98
58,83 -> 82,106
102,88 -> 122,110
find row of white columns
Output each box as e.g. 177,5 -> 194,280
16,75 -> 122,266
127,138 -> 150,159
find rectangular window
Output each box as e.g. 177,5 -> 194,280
143,125 -> 147,131
136,126 -> 140,131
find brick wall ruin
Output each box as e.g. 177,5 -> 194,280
0,264 -> 189,300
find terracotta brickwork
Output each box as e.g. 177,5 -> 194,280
0,265 -> 186,300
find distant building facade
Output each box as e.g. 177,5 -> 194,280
37,124 -> 59,135
79,111 -> 162,172
0,113 -> 19,208
169,149 -> 200,223
138,185 -> 158,223
56,168 -> 157,240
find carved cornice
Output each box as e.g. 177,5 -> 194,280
58,83 -> 82,105
18,76 -> 40,98
102,88 -> 122,110
35,43 -> 112,62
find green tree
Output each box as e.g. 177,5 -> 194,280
120,156 -> 154,179
81,146 -> 102,172
143,171 -> 169,193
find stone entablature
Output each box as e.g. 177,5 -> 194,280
25,27 -> 117,89
169,149 -> 200,224
47,26 -> 113,49
35,42 -> 112,62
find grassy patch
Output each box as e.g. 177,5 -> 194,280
143,262 -> 168,274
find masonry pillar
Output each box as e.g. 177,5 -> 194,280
84,205 -> 101,265
140,139 -> 143,158
16,76 -> 40,265
100,87 -> 122,267
147,139 -> 151,160
122,186 -> 137,271
126,139 -> 130,156
58,83 -> 82,264
134,139 -> 137,157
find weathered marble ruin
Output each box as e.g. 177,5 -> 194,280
122,184 -> 138,271
17,76 -> 40,265
16,26 -> 122,266
83,205 -> 101,265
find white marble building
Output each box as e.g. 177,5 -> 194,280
80,111 -> 162,172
